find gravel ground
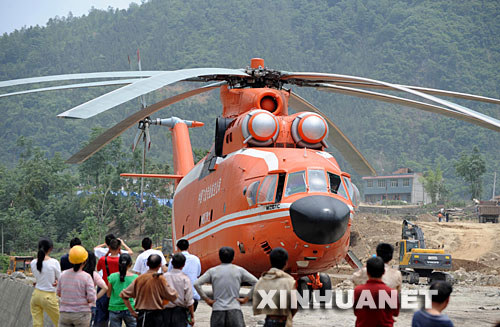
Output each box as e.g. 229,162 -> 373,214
192,284 -> 500,327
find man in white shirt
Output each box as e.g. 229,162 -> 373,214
93,233 -> 133,259
168,239 -> 202,311
133,237 -> 168,274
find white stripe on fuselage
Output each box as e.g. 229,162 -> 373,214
182,203 -> 292,241
188,209 -> 291,244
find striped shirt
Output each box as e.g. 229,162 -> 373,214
164,269 -> 194,308
57,269 -> 96,312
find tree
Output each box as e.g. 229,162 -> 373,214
455,147 -> 486,200
421,164 -> 446,204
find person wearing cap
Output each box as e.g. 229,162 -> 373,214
57,245 -> 97,327
60,237 -> 82,271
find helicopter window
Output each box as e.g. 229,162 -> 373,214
246,181 -> 260,206
275,173 -> 286,203
343,176 -> 354,201
285,171 -> 306,197
351,182 -> 361,208
328,172 -> 341,193
329,172 -> 348,199
258,175 -> 278,204
337,180 -> 348,200
308,169 -> 327,193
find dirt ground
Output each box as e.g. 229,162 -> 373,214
196,213 -> 500,326
191,284 -> 500,326
349,213 -> 500,273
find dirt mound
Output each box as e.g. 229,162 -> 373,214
451,258 -> 492,273
351,213 -> 500,269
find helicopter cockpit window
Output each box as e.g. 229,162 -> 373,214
285,171 -> 306,197
338,180 -> 348,200
351,182 -> 361,208
308,169 -> 327,193
328,172 -> 348,200
328,172 -> 341,193
246,181 -> 260,206
258,175 -> 278,204
343,176 -> 354,202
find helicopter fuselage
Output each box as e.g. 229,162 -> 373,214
172,146 -> 355,277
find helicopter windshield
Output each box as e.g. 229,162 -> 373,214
308,169 -> 328,193
285,171 -> 307,197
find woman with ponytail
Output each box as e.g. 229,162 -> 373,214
57,245 -> 96,326
107,253 -> 138,327
30,237 -> 61,327
82,251 -> 108,326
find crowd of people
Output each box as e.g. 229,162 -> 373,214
351,243 -> 454,327
29,234 -> 194,327
30,235 -> 460,327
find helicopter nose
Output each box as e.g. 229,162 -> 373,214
289,195 -> 350,244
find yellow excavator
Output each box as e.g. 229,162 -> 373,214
397,220 -> 453,284
6,256 -> 33,275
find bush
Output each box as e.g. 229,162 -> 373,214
445,200 -> 468,208
0,255 -> 9,273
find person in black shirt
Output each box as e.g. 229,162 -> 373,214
60,237 -> 82,271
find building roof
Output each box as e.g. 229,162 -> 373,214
362,174 -> 417,180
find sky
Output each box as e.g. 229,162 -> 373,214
0,0 -> 142,34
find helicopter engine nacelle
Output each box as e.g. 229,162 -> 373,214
291,112 -> 329,149
241,109 -> 280,146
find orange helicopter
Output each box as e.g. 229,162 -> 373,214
1,57 -> 500,292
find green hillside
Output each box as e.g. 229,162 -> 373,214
0,0 -> 499,199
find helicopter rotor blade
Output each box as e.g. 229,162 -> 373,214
0,71 -> 166,89
282,72 -> 500,130
288,91 -> 376,176
145,122 -> 151,151
57,68 -> 248,119
0,79 -> 141,98
65,82 -> 224,164
318,81 -> 500,105
132,128 -> 144,152
315,84 -> 500,133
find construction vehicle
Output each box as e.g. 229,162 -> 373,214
397,220 -> 452,284
477,201 -> 500,223
6,256 -> 33,275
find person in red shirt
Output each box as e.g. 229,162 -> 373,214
95,238 -> 121,327
354,256 -> 399,327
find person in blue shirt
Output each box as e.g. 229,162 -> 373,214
412,280 -> 454,327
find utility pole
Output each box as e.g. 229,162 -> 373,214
493,171 -> 497,200
385,181 -> 388,215
1,224 -> 3,256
